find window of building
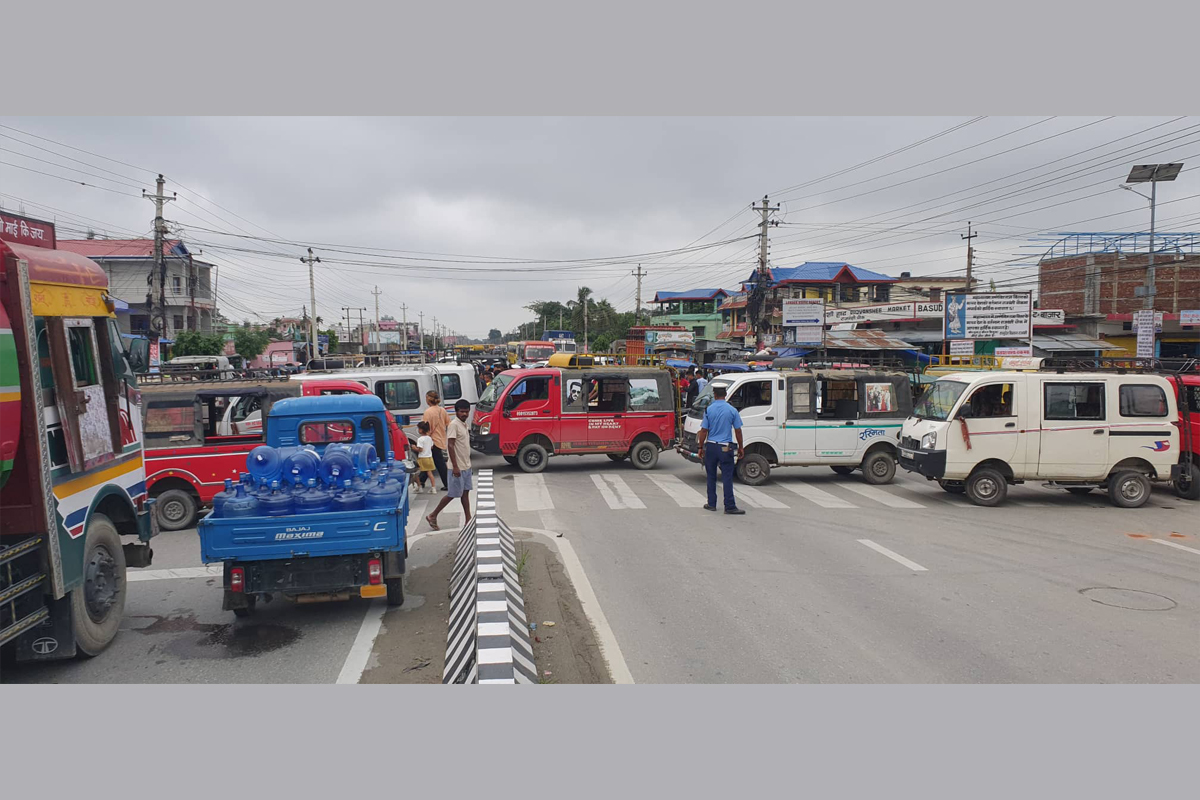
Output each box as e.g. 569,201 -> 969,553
875,284 -> 890,302
930,288 -> 942,302
173,275 -> 182,293
840,285 -> 858,303
172,314 -> 184,331
1044,383 -> 1105,421
440,373 -> 462,401
67,325 -> 99,387
1118,385 -> 1168,417
693,326 -> 705,337
378,379 -> 420,410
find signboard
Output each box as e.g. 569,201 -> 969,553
943,293 -> 1033,340
826,302 -> 917,325
1134,310 -> 1157,358
0,213 -> 56,249
149,340 -> 161,371
1000,357 -> 1042,370
994,346 -> 1032,358
1131,311 -> 1164,333
915,301 -> 943,318
645,330 -> 695,347
1181,310 -> 1200,326
792,326 -> 824,345
271,352 -> 290,364
781,298 -> 825,327
1031,309 -> 1065,325
733,321 -> 748,334
949,339 -> 975,355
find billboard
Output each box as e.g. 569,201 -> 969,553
782,298 -> 825,326
943,293 -> 1032,340
1031,309 -> 1065,325
825,302 -> 917,325
645,330 -> 695,347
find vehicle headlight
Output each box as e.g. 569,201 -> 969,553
921,431 -> 937,450
480,422 -> 490,436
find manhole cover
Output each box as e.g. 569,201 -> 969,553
1079,587 -> 1176,611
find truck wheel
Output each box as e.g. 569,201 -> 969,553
1174,462 -> 1200,501
517,442 -> 548,473
155,488 -> 197,531
861,451 -> 896,485
1108,470 -> 1151,508
830,466 -> 854,476
736,453 -> 770,486
71,514 -> 127,656
966,467 -> 1007,507
232,596 -> 257,618
630,441 -> 659,470
386,578 -> 405,607
503,456 -> 519,466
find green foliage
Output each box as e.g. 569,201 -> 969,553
233,328 -> 271,361
321,327 -> 339,354
518,287 -> 636,351
172,330 -> 225,356
487,328 -> 503,343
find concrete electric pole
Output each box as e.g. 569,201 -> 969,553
418,311 -> 425,363
749,195 -> 780,349
962,222 -> 977,292
633,263 -> 645,326
371,285 -> 383,351
143,174 -> 175,341
400,303 -> 409,352
300,248 -> 320,362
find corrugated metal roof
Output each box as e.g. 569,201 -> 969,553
823,329 -> 916,350
1033,334 -> 1123,352
652,288 -> 730,302
751,262 -> 897,285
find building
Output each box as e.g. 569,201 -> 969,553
57,237 -> 216,338
648,288 -> 730,340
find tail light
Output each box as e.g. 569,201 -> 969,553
368,558 -> 382,585
230,567 -> 245,593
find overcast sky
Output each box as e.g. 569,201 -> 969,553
2,116 -> 1197,337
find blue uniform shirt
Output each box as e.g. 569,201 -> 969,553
701,398 -> 743,444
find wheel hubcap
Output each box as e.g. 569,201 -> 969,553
84,544 -> 118,622
976,478 -> 997,498
1121,479 -> 1143,500
637,449 -> 651,464
163,499 -> 186,522
872,460 -> 888,476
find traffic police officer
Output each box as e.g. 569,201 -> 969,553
696,385 -> 745,515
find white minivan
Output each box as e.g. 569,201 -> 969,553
899,371 -> 1180,507
679,368 -> 913,485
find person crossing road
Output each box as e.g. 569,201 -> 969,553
696,384 -> 745,515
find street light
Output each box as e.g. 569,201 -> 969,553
1120,162 -> 1184,309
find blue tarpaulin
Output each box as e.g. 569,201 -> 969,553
665,359 -> 698,369
707,363 -> 751,372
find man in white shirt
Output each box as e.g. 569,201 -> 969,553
425,399 -> 473,530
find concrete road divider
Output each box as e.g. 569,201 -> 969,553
443,469 -> 537,684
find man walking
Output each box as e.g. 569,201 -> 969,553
422,390 -> 450,490
426,399 -> 473,530
696,385 -> 745,515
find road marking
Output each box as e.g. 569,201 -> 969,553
336,599 -> 387,684
646,474 -> 707,507
590,474 -> 646,510
407,498 -> 429,534
732,485 -> 789,509
514,474 -> 554,511
840,483 -> 926,508
126,565 -> 223,582
857,539 -> 928,571
778,480 -> 857,508
1150,539 -> 1200,556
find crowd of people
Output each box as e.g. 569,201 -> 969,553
677,367 -> 713,407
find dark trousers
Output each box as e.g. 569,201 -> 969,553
704,442 -> 737,510
430,445 -> 448,488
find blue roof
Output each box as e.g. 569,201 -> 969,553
747,262 -> 896,285
653,288 -> 730,302
269,394 -> 385,418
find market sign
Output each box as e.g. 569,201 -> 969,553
943,293 -> 1032,340
915,302 -> 943,318
1181,310 -> 1200,326
826,302 -> 917,325
781,298 -> 824,326
1031,309 -> 1065,325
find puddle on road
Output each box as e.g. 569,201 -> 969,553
130,613 -> 301,659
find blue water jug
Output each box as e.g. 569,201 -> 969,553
247,445 -> 283,485
259,480 -> 295,517
332,479 -> 365,512
295,478 -> 333,514
365,476 -> 402,510
350,443 -> 379,473
211,478 -> 236,518
282,447 -> 321,489
223,484 -> 261,518
320,448 -> 356,488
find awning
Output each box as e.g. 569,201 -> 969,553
665,359 -> 697,369
1032,334 -> 1123,352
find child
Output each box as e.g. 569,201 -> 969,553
416,421 -> 438,494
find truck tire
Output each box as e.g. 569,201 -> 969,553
155,488 -> 198,531
71,513 -> 127,656
386,578 -> 405,607
830,466 -> 854,476
736,453 -> 770,486
966,467 -> 1007,507
517,442 -> 548,473
1108,470 -> 1151,508
1174,462 -> 1200,501
630,441 -> 659,470
861,451 -> 896,485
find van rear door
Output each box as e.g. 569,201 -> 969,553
782,376 -> 815,460
1037,379 -> 1109,478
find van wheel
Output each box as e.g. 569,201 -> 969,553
966,467 -> 1007,507
938,480 -> 966,494
861,451 -> 896,485
1108,470 -> 1151,508
517,442 -> 548,473
830,466 -> 854,476
155,488 -> 197,531
736,454 -> 770,486
71,514 -> 126,656
630,441 -> 659,470
1174,463 -> 1200,501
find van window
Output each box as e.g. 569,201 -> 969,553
1118,385 -> 1168,417
506,376 -> 551,409
299,420 -> 355,445
440,373 -> 463,401
589,377 -> 629,413
230,395 -> 262,422
1186,384 -> 1200,414
629,377 -> 666,410
787,379 -> 812,418
730,380 -> 772,411
817,379 -> 857,420
145,399 -> 194,442
863,382 -> 899,415
914,380 -> 967,421
563,376 -> 587,412
1044,383 -> 1105,421
67,325 -> 99,387
378,379 -> 420,410
958,383 -> 1014,418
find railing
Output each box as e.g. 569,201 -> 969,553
927,354 -> 1007,370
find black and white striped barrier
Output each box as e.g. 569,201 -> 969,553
443,469 -> 537,684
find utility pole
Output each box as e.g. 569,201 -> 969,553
433,316 -> 439,353
962,222 -> 977,292
400,303 -> 409,352
143,174 -> 175,341
371,285 -> 383,352
418,311 -> 425,363
633,263 -> 645,326
300,248 -> 320,362
584,297 -> 589,353
749,195 -> 780,349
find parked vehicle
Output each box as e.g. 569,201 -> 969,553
163,354 -> 234,376
2,215 -> 156,661
142,378 -> 406,530
197,395 -> 411,615
1168,372 -> 1198,500
506,340 -> 558,366
471,365 -> 677,472
678,368 -> 912,485
899,371 -> 1181,507
542,330 -> 577,354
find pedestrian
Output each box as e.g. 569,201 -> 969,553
422,390 -> 450,490
415,421 -> 439,493
696,384 -> 745,515
694,370 -> 708,394
426,399 -> 473,530
685,368 -> 700,407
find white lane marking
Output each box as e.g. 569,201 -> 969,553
857,539 -> 928,572
840,483 -> 926,509
407,498 -> 429,535
1150,539 -> 1200,556
514,474 -> 554,511
733,485 -> 789,509
336,599 -> 387,684
514,526 -> 635,684
646,474 -> 707,507
779,481 -> 857,508
590,474 -> 646,510
127,565 -> 223,582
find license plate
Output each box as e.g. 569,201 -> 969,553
900,449 -> 914,459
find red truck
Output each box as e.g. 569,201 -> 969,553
142,378 -> 406,529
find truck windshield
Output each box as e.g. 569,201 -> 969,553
524,345 -> 556,361
477,373 -> 515,411
913,380 -> 968,421
689,380 -> 732,418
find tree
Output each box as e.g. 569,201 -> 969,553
172,330 -> 225,356
321,327 -> 339,354
233,328 -> 271,362
488,328 -> 503,343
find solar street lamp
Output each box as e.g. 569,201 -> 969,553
1120,163 -> 1184,310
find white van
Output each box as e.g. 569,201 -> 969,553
679,368 -> 913,485
899,371 -> 1180,507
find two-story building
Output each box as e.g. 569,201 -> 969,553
648,288 -> 730,340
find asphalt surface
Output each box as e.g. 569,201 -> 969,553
7,448 -> 1197,683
